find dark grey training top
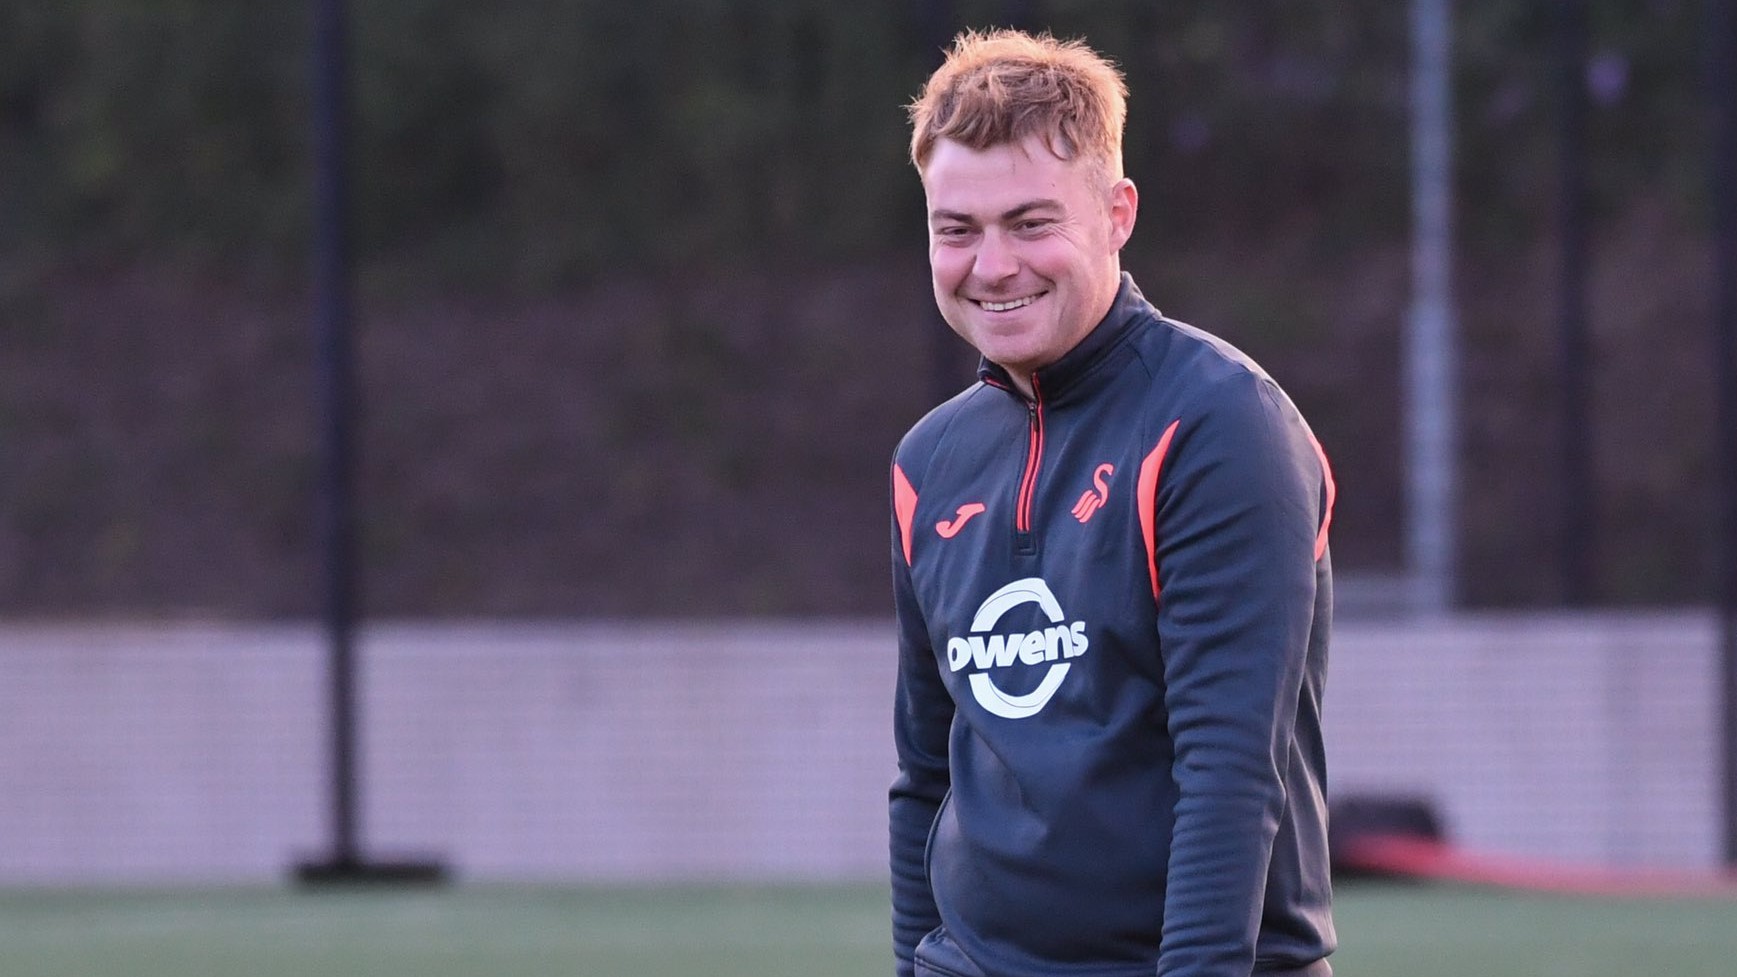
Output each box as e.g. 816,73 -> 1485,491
889,274 -> 1336,977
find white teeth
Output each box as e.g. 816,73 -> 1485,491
979,294 -> 1039,312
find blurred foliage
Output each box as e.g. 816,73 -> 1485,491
0,0 -> 1726,613
0,1 -> 1707,280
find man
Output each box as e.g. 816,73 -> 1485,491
889,29 -> 1337,977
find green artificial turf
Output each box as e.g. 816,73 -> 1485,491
0,881 -> 1731,977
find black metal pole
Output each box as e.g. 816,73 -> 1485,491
919,0 -> 971,405
297,0 -> 443,885
1709,0 -> 1737,869
1557,0 -> 1594,605
312,0 -> 361,873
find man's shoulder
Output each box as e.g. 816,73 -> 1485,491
1131,310 -> 1287,407
1119,310 -> 1321,461
892,381 -> 995,476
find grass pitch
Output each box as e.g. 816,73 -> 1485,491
0,881 -> 1732,976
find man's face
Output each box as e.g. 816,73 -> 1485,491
921,135 -> 1137,389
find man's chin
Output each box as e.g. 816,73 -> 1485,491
977,344 -> 1044,378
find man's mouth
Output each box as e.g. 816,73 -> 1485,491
974,292 -> 1045,313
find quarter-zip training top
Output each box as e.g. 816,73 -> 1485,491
890,274 -> 1336,977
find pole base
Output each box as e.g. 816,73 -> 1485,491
293,855 -> 449,886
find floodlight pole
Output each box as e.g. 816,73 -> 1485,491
1710,0 -> 1737,869
1405,0 -> 1458,614
296,0 -> 444,885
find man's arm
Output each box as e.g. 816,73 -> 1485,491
888,466 -> 953,977
1152,374 -> 1327,977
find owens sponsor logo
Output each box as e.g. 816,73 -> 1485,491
944,577 -> 1089,719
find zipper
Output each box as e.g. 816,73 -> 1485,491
1015,375 -> 1045,536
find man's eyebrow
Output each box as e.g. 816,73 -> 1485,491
1000,199 -> 1063,221
928,208 -> 978,224
928,199 -> 1064,224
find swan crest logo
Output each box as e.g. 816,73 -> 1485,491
944,577 -> 1089,719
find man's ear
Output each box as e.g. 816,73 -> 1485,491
1107,178 -> 1138,251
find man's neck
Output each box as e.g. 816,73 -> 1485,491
994,275 -> 1124,401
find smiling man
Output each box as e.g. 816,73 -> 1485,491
923,132 -> 1136,396
888,30 -> 1338,977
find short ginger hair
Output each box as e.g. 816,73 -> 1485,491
908,29 -> 1128,181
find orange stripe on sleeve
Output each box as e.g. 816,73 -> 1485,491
1136,420 -> 1181,601
1307,433 -> 1335,561
892,463 -> 918,567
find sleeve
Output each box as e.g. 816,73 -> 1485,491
1152,376 -> 1327,977
887,462 -> 953,977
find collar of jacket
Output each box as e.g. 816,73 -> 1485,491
977,272 -> 1156,406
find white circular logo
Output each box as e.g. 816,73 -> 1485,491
944,577 -> 1089,719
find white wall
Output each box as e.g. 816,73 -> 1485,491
1326,613 -> 1718,868
0,613 -> 1719,883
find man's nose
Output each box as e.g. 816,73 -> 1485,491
971,229 -> 1018,282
